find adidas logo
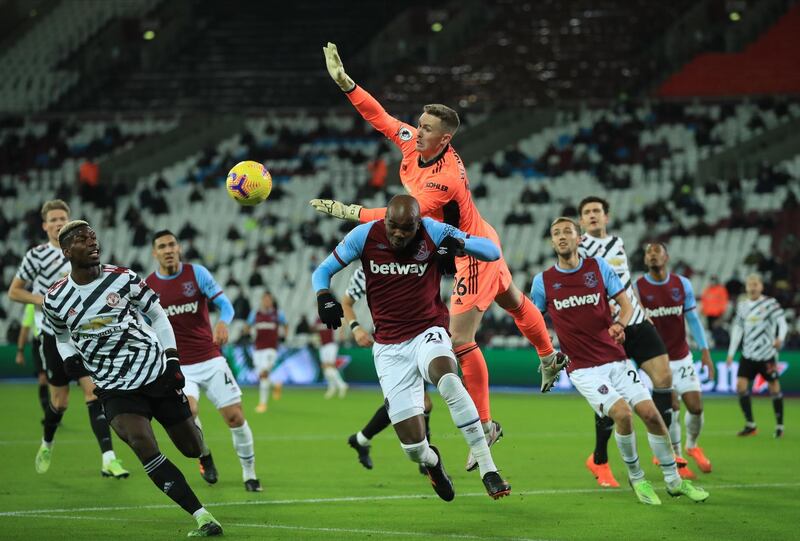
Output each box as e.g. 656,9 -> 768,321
163,481 -> 174,493
454,298 -> 463,305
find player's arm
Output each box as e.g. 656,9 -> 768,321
41,297 -> 84,376
726,308 -> 744,365
598,258 -> 629,342
15,306 -> 33,365
530,273 -> 547,313
8,276 -> 43,306
773,304 -> 788,349
194,264 -> 234,346
341,292 -> 373,347
129,271 -> 178,351
312,222 -> 371,329
680,276 -> 714,378
422,218 -> 500,262
278,310 -> 289,340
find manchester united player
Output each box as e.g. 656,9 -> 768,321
312,43 -> 567,470
532,218 -> 708,505
247,292 -> 288,412
313,195 -> 510,500
147,230 -> 261,492
636,242 -> 714,475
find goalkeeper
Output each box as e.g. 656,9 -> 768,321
312,43 -> 569,472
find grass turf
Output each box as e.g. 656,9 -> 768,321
0,383 -> 796,540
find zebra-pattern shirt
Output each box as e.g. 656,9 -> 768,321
578,234 -> 646,326
41,265 -> 167,391
16,243 -> 71,335
345,267 -> 367,302
728,296 -> 788,361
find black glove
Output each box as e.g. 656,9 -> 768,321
63,354 -> 84,379
163,349 -> 185,390
436,236 -> 465,276
317,291 -> 344,330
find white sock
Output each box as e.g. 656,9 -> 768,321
685,411 -> 704,448
356,431 -> 371,447
259,378 -> 270,405
437,373 -> 497,476
400,439 -> 438,467
324,367 -> 345,389
647,432 -> 681,487
192,507 -> 208,520
669,407 -> 682,457
614,430 -> 644,481
102,450 -> 116,464
195,417 -> 211,456
41,438 -> 53,450
230,421 -> 256,481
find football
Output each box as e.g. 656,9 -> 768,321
226,161 -> 272,205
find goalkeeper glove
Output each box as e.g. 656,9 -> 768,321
163,349 -> 185,390
317,291 -> 344,330
310,199 -> 363,221
322,42 -> 356,92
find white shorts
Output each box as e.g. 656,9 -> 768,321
319,342 -> 339,365
569,359 -> 652,418
670,353 -> 702,395
253,348 -> 278,373
181,356 -> 242,410
372,326 -> 454,424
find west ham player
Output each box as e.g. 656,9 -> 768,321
637,242 -> 714,475
247,291 -> 287,412
532,218 -> 709,505
148,230 -> 261,491
312,195 -> 511,500
342,266 -> 433,473
7,199 -> 127,478
314,314 -> 348,399
726,273 -> 788,438
42,221 -> 221,537
578,196 -> 676,488
313,44 -> 567,470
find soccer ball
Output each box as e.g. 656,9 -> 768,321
226,161 -> 272,206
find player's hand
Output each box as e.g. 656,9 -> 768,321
774,338 -> 783,350
323,42 -> 355,92
353,327 -> 374,347
700,349 -> 715,380
15,350 -> 25,366
164,348 -> 185,390
310,199 -> 363,221
213,322 -> 229,346
33,294 -> 44,307
317,291 -> 344,330
608,323 -> 625,344
726,355 -> 733,367
437,236 -> 466,257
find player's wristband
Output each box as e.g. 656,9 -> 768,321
349,320 -> 361,331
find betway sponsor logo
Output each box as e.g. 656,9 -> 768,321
369,260 -> 428,276
553,293 -> 601,310
165,301 -> 199,316
645,306 -> 683,318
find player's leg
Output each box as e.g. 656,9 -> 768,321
32,336 -> 49,416
682,390 -> 711,472
36,333 -> 70,473
320,343 -> 346,398
78,375 -> 126,477
765,363 -> 784,438
254,349 -> 275,412
181,365 -> 218,485
422,328 -> 510,499
348,404 -> 390,470
736,359 -> 757,435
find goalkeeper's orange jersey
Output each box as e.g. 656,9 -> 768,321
346,85 -> 487,237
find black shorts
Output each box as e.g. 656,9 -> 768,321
738,357 -> 779,382
95,374 -> 192,428
32,335 -> 44,376
41,332 -> 90,387
624,321 -> 668,366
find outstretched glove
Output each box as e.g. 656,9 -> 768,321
310,199 -> 363,222
317,291 -> 344,330
436,235 -> 465,276
322,42 -> 356,92
163,348 -> 185,390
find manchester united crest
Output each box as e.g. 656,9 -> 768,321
106,292 -> 120,308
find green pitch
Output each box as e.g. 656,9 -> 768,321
0,383 -> 796,540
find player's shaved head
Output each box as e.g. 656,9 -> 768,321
385,195 -> 421,251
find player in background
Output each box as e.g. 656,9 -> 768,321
247,292 -> 288,413
314,314 -> 348,398
147,230 -> 261,492
7,199 -> 127,478
42,221 -> 221,536
578,196 -> 676,487
726,273 -> 788,438
313,44 -> 567,470
342,266 -> 433,473
313,195 -> 511,500
16,303 -> 49,417
532,217 -> 709,505
636,242 -> 715,476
